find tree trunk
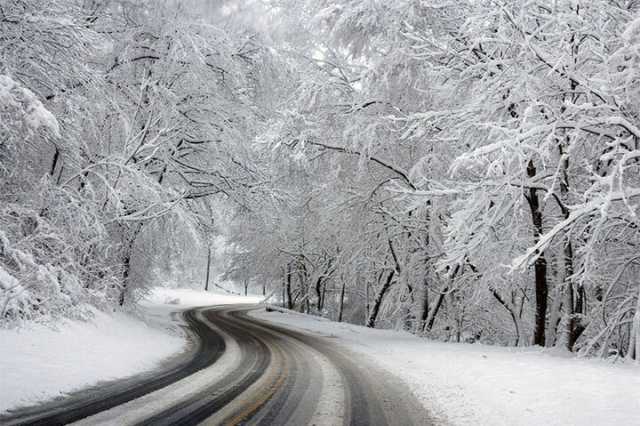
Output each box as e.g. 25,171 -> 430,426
50,147 -> 60,176
320,282 -> 327,313
420,275 -> 429,330
204,245 -> 212,291
492,289 -> 521,346
364,276 -> 370,320
119,250 -> 132,306
557,148 -> 585,351
628,288 -> 640,361
315,276 -> 324,312
119,224 -> 143,306
338,280 -> 346,323
403,285 -> 415,331
424,266 -> 460,333
424,286 -> 447,333
281,268 -> 286,308
366,270 -> 395,328
526,160 -> 548,347
316,258 -> 332,312
285,263 -> 293,310
297,259 -> 308,313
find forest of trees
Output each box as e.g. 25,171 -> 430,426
1,0 -> 640,360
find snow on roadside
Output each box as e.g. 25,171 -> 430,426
0,307 -> 185,413
252,307 -> 640,426
0,287 -> 262,414
144,287 -> 264,309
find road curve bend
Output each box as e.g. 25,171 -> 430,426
1,305 -> 433,426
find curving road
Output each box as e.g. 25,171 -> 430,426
1,305 -> 432,426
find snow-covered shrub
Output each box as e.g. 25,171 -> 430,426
0,74 -> 60,175
0,201 -> 107,323
0,73 -> 120,325
0,263 -> 30,322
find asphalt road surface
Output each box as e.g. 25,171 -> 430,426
1,305 -> 433,426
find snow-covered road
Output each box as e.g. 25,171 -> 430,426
0,288 -> 261,415
2,288 -> 639,425
2,304 -> 431,425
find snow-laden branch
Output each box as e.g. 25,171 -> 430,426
512,188 -> 640,271
307,140 -> 416,190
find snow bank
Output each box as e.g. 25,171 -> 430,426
0,287 -> 262,414
0,307 -> 185,413
253,308 -> 640,426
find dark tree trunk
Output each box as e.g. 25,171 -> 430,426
404,284 -> 415,331
526,160 -> 548,347
568,277 -> 587,350
424,286 -> 447,332
365,278 -> 370,319
285,263 -> 293,310
424,265 -> 460,333
366,269 -> 395,328
204,245 -> 212,291
315,276 -> 324,312
296,258 -> 309,313
119,251 -> 132,306
492,289 -> 520,346
50,147 -> 59,176
281,267 -> 286,308
320,281 -> 327,312
532,257 -> 548,346
315,258 -> 332,312
119,224 -> 143,306
420,275 -> 429,329
338,280 -> 346,323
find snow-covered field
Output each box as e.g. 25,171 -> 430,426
0,287 -> 262,414
253,307 -> 640,426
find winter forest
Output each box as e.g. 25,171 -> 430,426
2,0 -> 640,361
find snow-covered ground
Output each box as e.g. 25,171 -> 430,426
253,307 -> 640,426
4,287 -> 637,425
0,308 -> 185,413
144,286 -> 264,308
0,287 -> 263,414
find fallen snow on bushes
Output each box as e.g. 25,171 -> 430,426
252,307 -> 640,426
0,287 -> 262,414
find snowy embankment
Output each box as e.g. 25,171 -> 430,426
253,307 -> 640,426
0,287 -> 262,414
